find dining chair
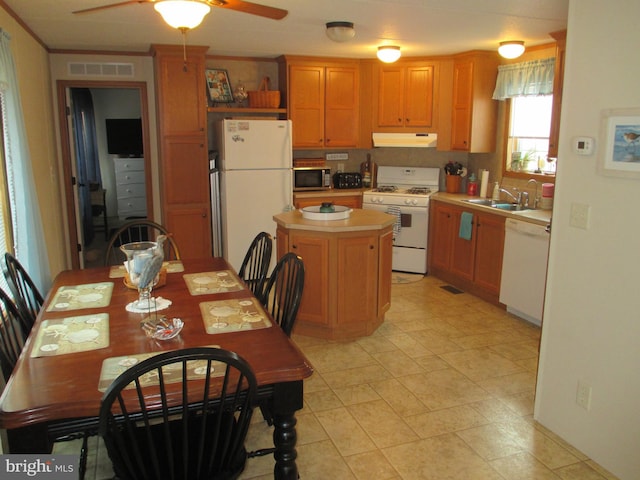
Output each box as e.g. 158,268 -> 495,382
99,347 -> 257,480
238,232 -> 273,298
260,252 -> 305,337
104,219 -> 181,266
3,253 -> 45,332
0,287 -> 29,383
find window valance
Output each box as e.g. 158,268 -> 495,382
492,57 -> 556,100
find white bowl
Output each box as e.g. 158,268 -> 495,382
300,205 -> 352,221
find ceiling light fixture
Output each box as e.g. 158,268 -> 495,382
498,40 -> 525,59
377,45 -> 401,63
325,21 -> 355,42
154,0 -> 211,30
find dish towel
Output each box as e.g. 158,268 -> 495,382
386,206 -> 402,239
459,211 -> 473,240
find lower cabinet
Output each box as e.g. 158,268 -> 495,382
277,225 -> 392,339
429,200 -> 505,303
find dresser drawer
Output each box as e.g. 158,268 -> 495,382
114,157 -> 144,174
116,182 -> 146,199
116,170 -> 145,185
117,196 -> 146,213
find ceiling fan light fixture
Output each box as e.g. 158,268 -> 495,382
498,40 -> 525,59
154,0 -> 211,30
377,45 -> 401,63
325,21 -> 355,42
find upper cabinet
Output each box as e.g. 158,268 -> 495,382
278,57 -> 360,149
152,44 -> 212,259
450,52 -> 500,152
376,62 -> 435,129
548,30 -> 567,159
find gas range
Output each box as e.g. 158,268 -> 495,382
363,166 -> 440,207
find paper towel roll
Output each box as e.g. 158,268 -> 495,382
479,170 -> 489,198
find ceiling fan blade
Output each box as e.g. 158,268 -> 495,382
215,0 -> 288,20
73,1 -> 150,15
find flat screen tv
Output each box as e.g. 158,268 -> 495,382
105,118 -> 143,157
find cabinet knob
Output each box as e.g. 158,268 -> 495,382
369,245 -> 374,250
292,244 -> 297,249
397,118 -> 402,123
406,118 -> 410,123
202,213 -> 206,218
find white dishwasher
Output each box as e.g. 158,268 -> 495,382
499,218 -> 550,326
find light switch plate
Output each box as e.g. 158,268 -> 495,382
570,202 -> 590,229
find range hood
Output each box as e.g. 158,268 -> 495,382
372,132 -> 437,148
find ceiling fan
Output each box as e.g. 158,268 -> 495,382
73,0 -> 288,22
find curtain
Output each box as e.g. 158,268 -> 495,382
492,57 -> 556,100
0,29 -> 51,293
70,88 -> 101,245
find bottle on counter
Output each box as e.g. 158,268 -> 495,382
466,173 -> 478,196
492,181 -> 501,201
361,155 -> 372,188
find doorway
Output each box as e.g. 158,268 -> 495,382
56,80 -> 152,269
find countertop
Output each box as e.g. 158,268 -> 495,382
432,192 -> 552,226
273,209 -> 395,233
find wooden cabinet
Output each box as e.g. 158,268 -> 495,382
275,211 -> 393,339
114,157 -> 146,220
377,62 -> 435,129
429,200 -> 505,303
450,52 -> 500,152
279,57 -> 360,149
293,191 -> 362,210
152,44 -> 211,259
548,30 -> 567,159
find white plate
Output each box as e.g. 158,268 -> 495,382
193,277 -> 213,285
76,293 -> 103,303
209,306 -> 237,317
40,344 -> 59,352
66,329 -> 100,343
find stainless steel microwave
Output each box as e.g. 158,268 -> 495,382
293,167 -> 332,191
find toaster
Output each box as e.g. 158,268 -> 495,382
333,172 -> 362,189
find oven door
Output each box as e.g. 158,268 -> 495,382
362,201 -> 429,273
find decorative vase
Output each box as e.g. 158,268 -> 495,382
445,175 -> 461,193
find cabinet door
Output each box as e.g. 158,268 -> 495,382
405,65 -> 434,127
156,55 -> 206,135
473,213 -> 505,294
451,60 -> 473,150
162,136 -> 211,258
290,233 -> 330,325
430,202 -> 456,271
324,66 -> 359,148
450,207 -> 475,281
377,66 -> 405,127
378,230 -> 393,315
336,235 -> 377,324
289,65 -> 325,148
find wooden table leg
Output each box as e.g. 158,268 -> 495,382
272,380 -> 303,480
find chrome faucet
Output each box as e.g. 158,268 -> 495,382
499,187 -> 521,205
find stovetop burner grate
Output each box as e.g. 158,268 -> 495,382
406,187 -> 432,195
373,185 -> 397,193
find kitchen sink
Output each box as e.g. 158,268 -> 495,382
463,199 -> 493,206
462,199 -> 531,211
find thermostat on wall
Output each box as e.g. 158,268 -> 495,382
573,136 -> 595,155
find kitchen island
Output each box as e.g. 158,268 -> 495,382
274,209 -> 395,339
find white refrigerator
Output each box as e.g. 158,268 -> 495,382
215,119 -> 293,273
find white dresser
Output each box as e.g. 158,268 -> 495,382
114,157 -> 147,220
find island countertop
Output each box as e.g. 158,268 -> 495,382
273,209 -> 396,233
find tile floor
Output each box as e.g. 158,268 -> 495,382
69,274 -> 619,479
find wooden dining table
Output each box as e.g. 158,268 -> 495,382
0,257 -> 313,480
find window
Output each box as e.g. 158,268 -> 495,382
506,95 -> 556,174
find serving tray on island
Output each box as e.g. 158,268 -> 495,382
300,205 -> 352,220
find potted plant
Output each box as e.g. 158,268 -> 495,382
444,161 -> 465,193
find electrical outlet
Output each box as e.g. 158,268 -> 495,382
576,381 -> 592,410
570,203 -> 590,230
325,152 -> 348,161
337,163 -> 345,172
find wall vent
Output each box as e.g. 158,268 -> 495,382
68,62 -> 135,77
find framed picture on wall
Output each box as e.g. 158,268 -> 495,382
598,108 -> 640,178
205,69 -> 234,103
